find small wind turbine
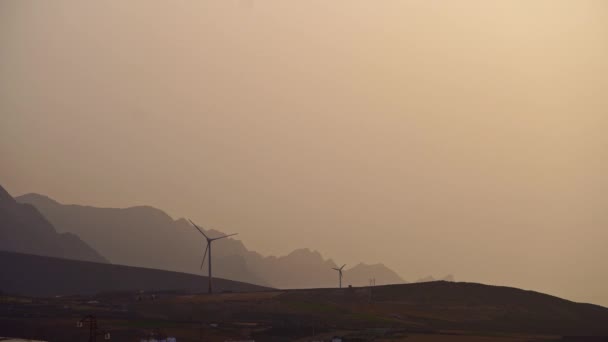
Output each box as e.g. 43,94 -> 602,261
332,264 -> 346,288
189,219 -> 237,294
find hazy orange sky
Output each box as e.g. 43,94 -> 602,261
1,1 -> 607,305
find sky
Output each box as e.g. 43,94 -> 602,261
1,0 -> 607,305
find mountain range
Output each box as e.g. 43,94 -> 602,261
0,185 -> 106,263
14,191 -> 405,288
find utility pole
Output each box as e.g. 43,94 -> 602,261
77,315 -> 110,342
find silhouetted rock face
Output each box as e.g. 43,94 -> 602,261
16,192 -> 266,285
0,184 -> 13,203
17,193 -> 405,288
0,185 -> 107,263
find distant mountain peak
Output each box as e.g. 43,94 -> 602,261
15,192 -> 60,206
17,192 -> 406,288
288,248 -> 322,257
0,184 -> 16,204
284,248 -> 329,264
351,262 -> 385,268
119,205 -> 174,222
0,185 -> 108,264
17,194 -> 177,227
344,261 -> 405,286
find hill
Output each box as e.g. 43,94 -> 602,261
16,193 -> 405,288
153,281 -> 608,336
0,185 -> 106,263
0,250 -> 269,297
4,280 -> 608,341
358,281 -> 608,335
255,281 -> 608,336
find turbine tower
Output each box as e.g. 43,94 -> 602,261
332,264 -> 346,288
189,219 -> 237,294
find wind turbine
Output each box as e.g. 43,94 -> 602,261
189,219 -> 237,294
332,264 -> 346,288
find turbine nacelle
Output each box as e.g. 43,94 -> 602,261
189,219 -> 237,242
332,264 -> 346,272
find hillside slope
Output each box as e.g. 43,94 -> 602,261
0,250 -> 269,296
262,282 -> 608,336
364,281 -> 608,335
0,185 -> 106,263
101,281 -> 608,337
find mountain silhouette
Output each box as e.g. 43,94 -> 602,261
0,185 -> 106,263
344,262 -> 405,286
16,193 -> 404,288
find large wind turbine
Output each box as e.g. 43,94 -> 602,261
332,264 -> 346,288
189,219 -> 237,294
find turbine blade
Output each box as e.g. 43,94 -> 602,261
200,243 -> 209,269
340,264 -> 346,270
210,233 -> 238,241
189,219 -> 210,239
